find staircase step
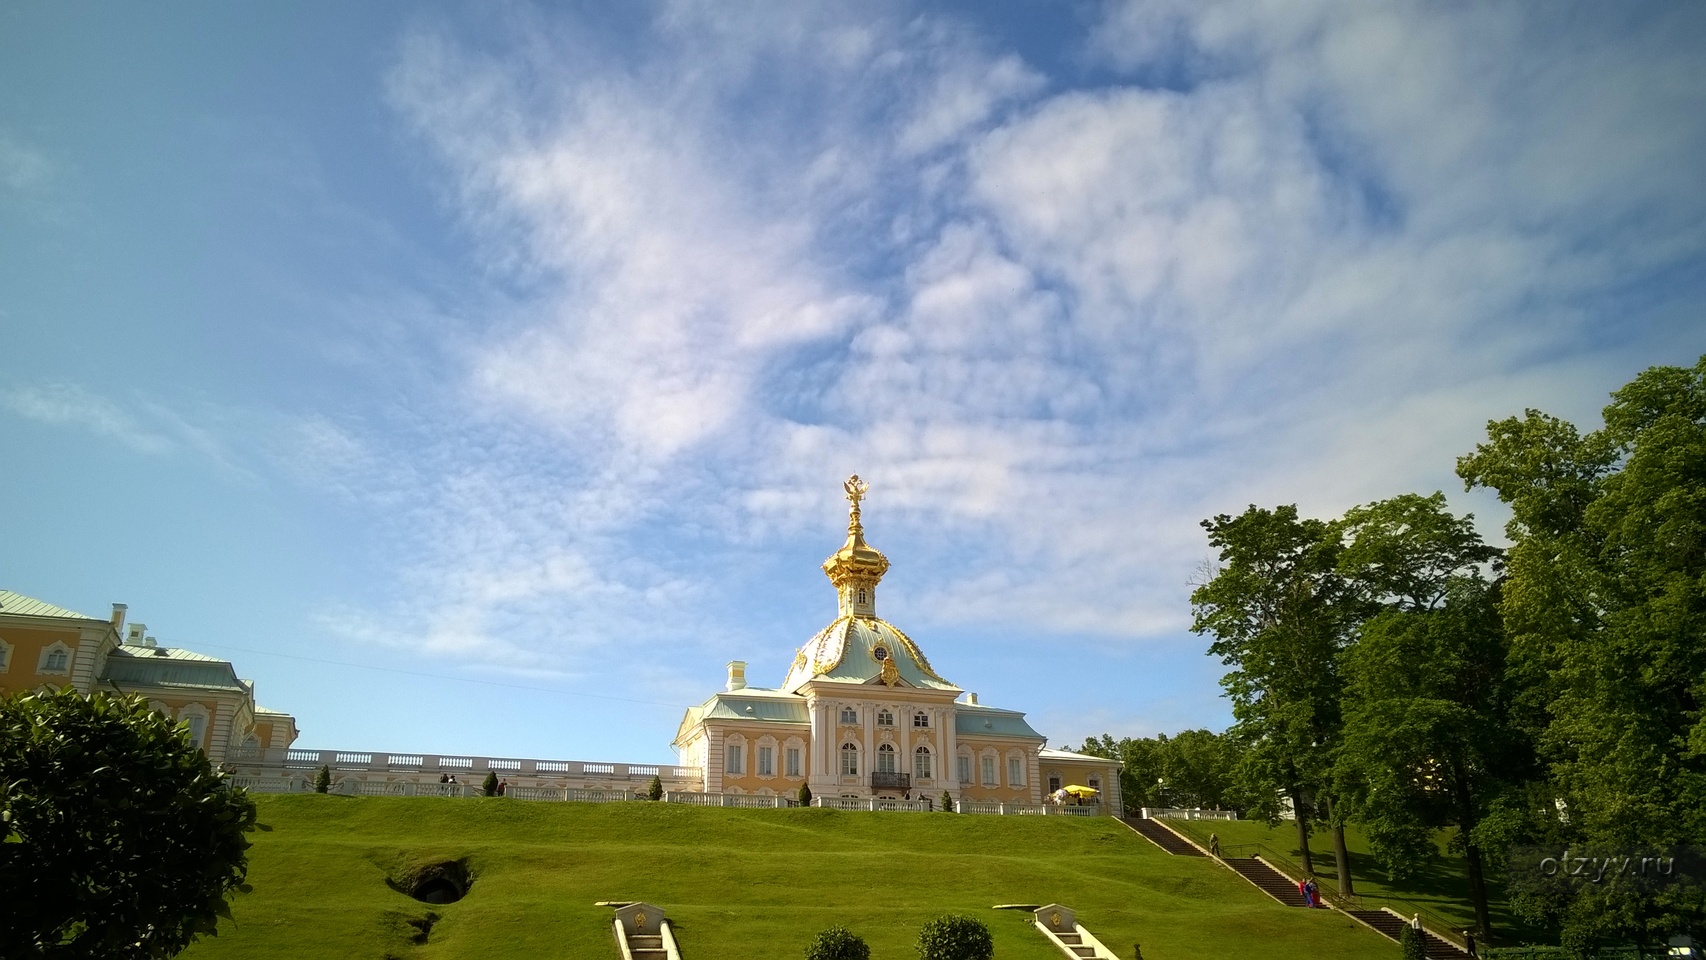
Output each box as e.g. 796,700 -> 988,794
1116,817 -> 1206,856
1222,857 -> 1310,906
1345,910 -> 1469,958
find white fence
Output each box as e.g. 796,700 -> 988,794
666,791 -> 793,809
815,796 -> 935,812
276,749 -> 701,785
509,786 -> 634,803
229,776 -> 310,794
1141,807 -> 1239,821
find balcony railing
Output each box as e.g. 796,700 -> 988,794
870,771 -> 911,791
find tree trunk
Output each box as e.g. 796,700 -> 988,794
1290,786 -> 1314,875
1325,794 -> 1355,895
1465,841 -> 1492,940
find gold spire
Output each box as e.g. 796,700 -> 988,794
823,474 -> 888,617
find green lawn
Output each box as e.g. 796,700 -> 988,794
1164,817 -> 1553,945
181,795 -> 1400,960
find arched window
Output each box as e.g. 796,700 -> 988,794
913,711 -> 930,728
876,709 -> 894,726
840,742 -> 859,776
914,746 -> 933,779
43,648 -> 69,673
877,743 -> 896,773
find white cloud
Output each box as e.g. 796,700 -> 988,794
3,383 -> 172,454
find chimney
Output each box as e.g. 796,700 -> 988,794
110,603 -> 128,630
126,623 -> 147,646
725,660 -> 747,691
144,635 -> 157,648
967,692 -> 978,705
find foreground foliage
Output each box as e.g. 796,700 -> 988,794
805,926 -> 870,960
915,915 -> 993,960
0,689 -> 256,958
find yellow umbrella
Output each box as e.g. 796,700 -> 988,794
1063,785 -> 1099,796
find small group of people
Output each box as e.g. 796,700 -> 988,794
437,773 -> 459,784
1298,876 -> 1323,908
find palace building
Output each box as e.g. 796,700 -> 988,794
0,590 -> 299,768
672,476 -> 1121,810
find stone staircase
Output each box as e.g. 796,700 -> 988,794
1116,817 -> 1206,856
1221,857 -> 1309,906
624,932 -> 667,960
1030,904 -> 1119,960
1344,909 -> 1470,958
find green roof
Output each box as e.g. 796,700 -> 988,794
101,646 -> 249,692
783,616 -> 959,692
0,590 -> 105,622
953,702 -> 1043,740
695,689 -> 810,724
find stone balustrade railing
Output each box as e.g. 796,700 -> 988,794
1141,807 -> 1239,821
272,748 -> 701,784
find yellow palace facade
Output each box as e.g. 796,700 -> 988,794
0,590 -> 299,767
674,477 -> 1121,810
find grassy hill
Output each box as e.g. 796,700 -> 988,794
181,795 -> 1400,960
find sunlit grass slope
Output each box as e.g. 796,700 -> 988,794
182,795 -> 1395,960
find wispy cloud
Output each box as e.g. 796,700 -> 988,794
3,383 -> 173,454
329,0 -> 1706,686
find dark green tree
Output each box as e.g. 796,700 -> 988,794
939,789 -> 954,812
0,689 -> 256,958
805,925 -> 870,960
1192,505 -> 1355,883
1398,924 -> 1427,960
797,782 -> 812,806
646,775 -> 664,801
915,915 -> 993,960
313,764 -> 331,794
1458,356 -> 1706,948
481,771 -> 499,797
1332,493 -> 1519,939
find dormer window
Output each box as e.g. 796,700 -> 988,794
877,709 -> 894,726
913,711 -> 930,728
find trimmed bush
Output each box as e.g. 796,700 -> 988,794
798,782 -> 813,806
647,775 -> 664,801
939,790 -> 954,812
481,771 -> 499,797
916,914 -> 993,960
1398,925 -> 1426,960
313,764 -> 331,794
805,925 -> 870,960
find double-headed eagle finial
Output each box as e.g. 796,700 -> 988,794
843,474 -> 869,508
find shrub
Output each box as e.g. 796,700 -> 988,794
313,764 -> 331,794
647,775 -> 664,801
916,914 -> 993,960
481,771 -> 499,797
1,689 -> 256,957
1398,925 -> 1426,960
805,925 -> 870,960
797,782 -> 813,806
939,790 -> 954,812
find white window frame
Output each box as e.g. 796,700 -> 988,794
785,746 -> 802,778
0,637 -> 12,673
839,706 -> 858,724
725,742 -> 745,776
981,755 -> 997,786
37,641 -> 73,676
178,704 -> 210,750
877,742 -> 896,774
876,709 -> 894,726
957,755 -> 972,784
840,742 -> 859,777
914,746 -> 932,780
913,711 -> 930,728
757,745 -> 775,777
1007,756 -> 1025,787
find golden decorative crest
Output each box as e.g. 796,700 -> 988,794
635,911 -> 647,930
843,474 -> 869,508
879,655 -> 900,687
1050,911 -> 1061,928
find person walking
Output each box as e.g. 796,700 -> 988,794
1209,833 -> 1220,858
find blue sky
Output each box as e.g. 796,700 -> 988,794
3,1 -> 1703,764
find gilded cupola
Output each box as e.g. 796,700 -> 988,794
822,474 -> 889,618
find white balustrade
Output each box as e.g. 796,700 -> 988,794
1141,807 -> 1238,821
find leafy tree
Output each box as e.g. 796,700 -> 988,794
1332,493 -> 1521,939
1192,505 -> 1355,884
1457,356 -> 1706,948
915,915 -> 993,960
1080,731 -> 1248,815
0,689 -> 256,958
1398,924 -> 1427,960
313,764 -> 331,794
481,771 -> 499,797
805,925 -> 870,960
646,775 -> 664,801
